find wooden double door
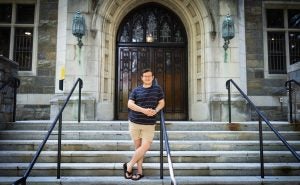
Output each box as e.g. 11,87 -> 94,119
116,46 -> 187,120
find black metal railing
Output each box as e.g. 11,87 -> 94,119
285,79 -> 300,123
12,78 -> 83,185
159,110 -> 177,185
0,77 -> 20,122
155,80 -> 176,185
226,79 -> 300,178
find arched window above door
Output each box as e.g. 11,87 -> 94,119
117,3 -> 186,43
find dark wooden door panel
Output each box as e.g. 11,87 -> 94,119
117,47 -> 149,119
116,47 -> 187,120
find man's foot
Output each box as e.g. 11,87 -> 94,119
123,163 -> 132,179
132,173 -> 144,181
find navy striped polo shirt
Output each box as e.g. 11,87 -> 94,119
128,84 -> 164,125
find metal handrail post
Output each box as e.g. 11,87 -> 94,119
285,79 -> 300,123
78,79 -> 82,122
57,114 -> 62,179
226,80 -> 232,123
13,79 -> 17,122
258,117 -> 264,178
288,82 -> 293,123
160,111 -> 163,179
154,78 -> 163,179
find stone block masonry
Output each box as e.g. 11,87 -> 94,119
0,56 -> 19,122
16,0 -> 58,120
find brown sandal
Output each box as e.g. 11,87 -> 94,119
123,163 -> 132,179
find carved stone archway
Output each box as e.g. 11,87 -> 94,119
115,3 -> 188,120
94,0 -> 215,120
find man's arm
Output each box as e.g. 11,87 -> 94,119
128,99 -> 144,113
155,99 -> 165,113
128,99 -> 156,116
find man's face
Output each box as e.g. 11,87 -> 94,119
141,71 -> 154,85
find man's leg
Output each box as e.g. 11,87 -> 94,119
133,139 -> 143,174
127,139 -> 152,173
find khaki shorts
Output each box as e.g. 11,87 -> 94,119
129,121 -> 156,142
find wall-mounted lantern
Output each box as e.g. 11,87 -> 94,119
72,11 -> 86,48
146,33 -> 154,42
222,14 -> 235,62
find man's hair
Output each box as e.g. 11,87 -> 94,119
141,68 -> 153,76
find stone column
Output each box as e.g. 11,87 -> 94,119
50,0 -> 97,121
206,0 -> 248,121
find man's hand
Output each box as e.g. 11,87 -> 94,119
142,108 -> 157,117
128,99 -> 159,117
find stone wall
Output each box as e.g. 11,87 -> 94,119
245,0 -> 287,121
16,0 -> 58,120
0,56 -> 18,122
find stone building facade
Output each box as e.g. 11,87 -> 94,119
50,0 -> 248,121
14,0 -> 58,120
1,0 -> 298,121
245,0 -> 300,122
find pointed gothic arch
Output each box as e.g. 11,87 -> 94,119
95,0 -> 213,120
115,3 -> 188,120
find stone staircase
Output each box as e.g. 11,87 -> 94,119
0,121 -> 300,185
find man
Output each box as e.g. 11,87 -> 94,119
123,68 -> 165,181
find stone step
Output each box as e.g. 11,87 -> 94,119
2,176 -> 300,185
0,151 -> 299,163
1,163 -> 300,177
1,140 -> 300,151
3,176 -> 300,185
2,121 -> 299,131
1,130 -> 300,140
1,121 -> 299,184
